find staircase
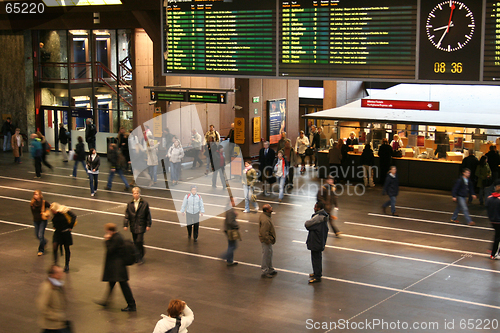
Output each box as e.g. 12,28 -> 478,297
95,61 -> 133,109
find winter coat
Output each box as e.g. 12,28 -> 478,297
452,176 -> 475,198
102,232 -> 128,282
360,147 -> 375,166
486,150 -> 500,173
311,132 -> 321,149
317,183 -> 338,212
282,147 -> 298,166
74,142 -> 86,161
168,145 -> 184,164
204,130 -> 220,143
58,127 -> 68,145
11,134 -> 23,157
259,147 -> 275,170
36,279 -> 67,330
295,136 -> 309,155
475,163 -> 491,188
328,146 -> 342,164
242,167 -> 258,186
486,192 -> 500,223
180,193 -> 205,215
30,138 -> 43,158
305,209 -> 329,252
258,212 -> 276,245
52,210 -> 77,246
86,154 -> 100,173
273,157 -> 289,178
224,208 -> 239,232
152,305 -> 194,333
383,173 -> 399,197
85,123 -> 96,143
124,198 -> 152,234
378,143 -> 393,166
146,140 -> 159,166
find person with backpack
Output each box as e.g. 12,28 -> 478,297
95,223 -> 136,312
180,185 -> 205,242
152,299 -> 194,333
124,187 -> 152,264
30,133 -> 44,178
104,143 -> 130,191
50,202 -> 77,272
71,136 -> 87,178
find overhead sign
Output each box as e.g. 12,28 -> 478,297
234,118 -> 245,145
150,91 -> 227,104
151,91 -> 186,102
361,99 -> 440,111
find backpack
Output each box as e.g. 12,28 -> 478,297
122,239 -> 138,266
165,317 -> 181,333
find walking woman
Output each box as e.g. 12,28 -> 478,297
50,202 -> 77,272
274,150 -> 288,203
180,185 -> 205,241
295,130 -> 309,174
86,147 -> 100,196
71,136 -> 88,177
36,131 -> 53,170
167,139 -> 184,185
30,190 -> 50,256
11,128 -> 24,164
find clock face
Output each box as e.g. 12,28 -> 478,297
426,0 -> 475,52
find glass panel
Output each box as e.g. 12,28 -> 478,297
39,30 -> 68,81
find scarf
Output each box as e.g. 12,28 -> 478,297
244,165 -> 252,174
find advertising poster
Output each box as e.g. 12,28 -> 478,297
267,99 -> 286,144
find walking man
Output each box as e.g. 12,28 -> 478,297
124,187 -> 152,264
96,223 -> 136,311
36,265 -> 70,332
305,202 -> 329,284
258,204 -> 277,278
58,123 -> 69,162
317,175 -> 342,236
451,168 -> 476,226
486,180 -> 500,260
382,166 -> 399,216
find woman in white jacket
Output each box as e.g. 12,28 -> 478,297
167,139 -> 184,185
153,299 -> 194,333
146,136 -> 160,184
295,130 -> 309,174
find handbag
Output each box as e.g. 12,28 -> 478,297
68,150 -> 75,161
41,200 -> 51,220
227,229 -> 242,241
305,147 -> 314,156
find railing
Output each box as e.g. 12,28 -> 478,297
119,56 -> 133,81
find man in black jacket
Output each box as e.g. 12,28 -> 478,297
310,126 -> 321,168
58,123 -> 69,162
486,180 -> 500,260
382,166 -> 399,216
105,143 -> 130,191
377,138 -> 393,185
258,141 -> 275,196
486,145 -> 500,182
451,168 -> 476,225
85,118 -> 96,151
124,187 -> 152,264
305,201 -> 329,284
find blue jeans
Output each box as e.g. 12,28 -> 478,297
34,220 -> 47,253
452,196 -> 472,223
223,239 -> 237,263
171,162 -> 181,182
276,176 -> 286,200
72,160 -> 87,177
243,185 -> 258,211
383,196 -> 397,214
3,132 -> 11,151
148,165 -> 158,183
89,173 -> 98,194
107,169 -> 129,189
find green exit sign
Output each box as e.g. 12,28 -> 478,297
253,97 -> 260,103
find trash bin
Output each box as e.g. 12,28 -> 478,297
106,137 -> 117,155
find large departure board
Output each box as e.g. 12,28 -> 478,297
279,0 -> 417,79
484,0 -> 500,81
163,0 -> 276,76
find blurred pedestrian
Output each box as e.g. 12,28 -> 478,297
58,123 -> 69,162
317,175 -> 341,237
382,166 -> 399,216
360,143 -> 375,187
105,143 -> 130,191
476,156 -> 491,205
152,299 -> 194,333
222,198 -> 240,266
30,190 -> 50,256
212,144 -> 226,189
124,187 -> 152,264
180,185 -> 205,242
37,131 -> 53,171
71,136 -> 87,178
30,133 -> 43,178
259,141 -> 275,196
86,147 -> 100,196
167,139 -> 184,186
50,202 -> 77,272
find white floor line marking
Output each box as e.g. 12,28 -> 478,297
0,196 -> 220,231
396,205 -> 488,219
292,240 -> 500,274
49,168 -> 301,206
324,256 -> 468,333
345,221 -> 492,243
339,233 -> 490,257
0,183 -> 251,223
368,213 -> 493,231
2,219 -> 499,311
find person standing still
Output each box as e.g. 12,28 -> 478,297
222,198 -> 240,266
2,117 -> 13,152
486,180 -> 500,260
360,143 -> 375,187
152,299 -> 194,333
11,128 -> 23,163
167,139 -> 184,186
451,168 -> 476,226
124,187 -> 152,264
382,166 -> 399,216
95,223 -> 136,312
180,185 -> 205,242
258,141 -> 275,196
486,145 -> 500,182
378,138 -> 393,185
58,123 -> 69,162
242,160 -> 259,213
305,201 -> 329,284
86,148 -> 100,197
259,204 -> 277,278
36,265 -> 71,333
85,118 -> 96,151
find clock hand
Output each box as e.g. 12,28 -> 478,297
437,28 -> 448,48
446,3 -> 456,33
434,22 -> 454,32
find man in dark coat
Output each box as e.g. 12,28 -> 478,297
58,122 -> 69,162
85,118 -> 96,151
486,145 -> 500,181
317,176 -> 341,236
451,168 -> 476,226
258,141 -> 275,196
486,180 -> 500,260
305,201 -> 329,284
124,187 -> 152,264
96,223 -> 136,311
382,166 -> 399,216
377,138 -> 393,184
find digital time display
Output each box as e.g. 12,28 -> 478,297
419,0 -> 483,81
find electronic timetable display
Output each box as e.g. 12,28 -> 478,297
159,0 -> 500,84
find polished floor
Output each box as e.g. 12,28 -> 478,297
0,151 -> 499,333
